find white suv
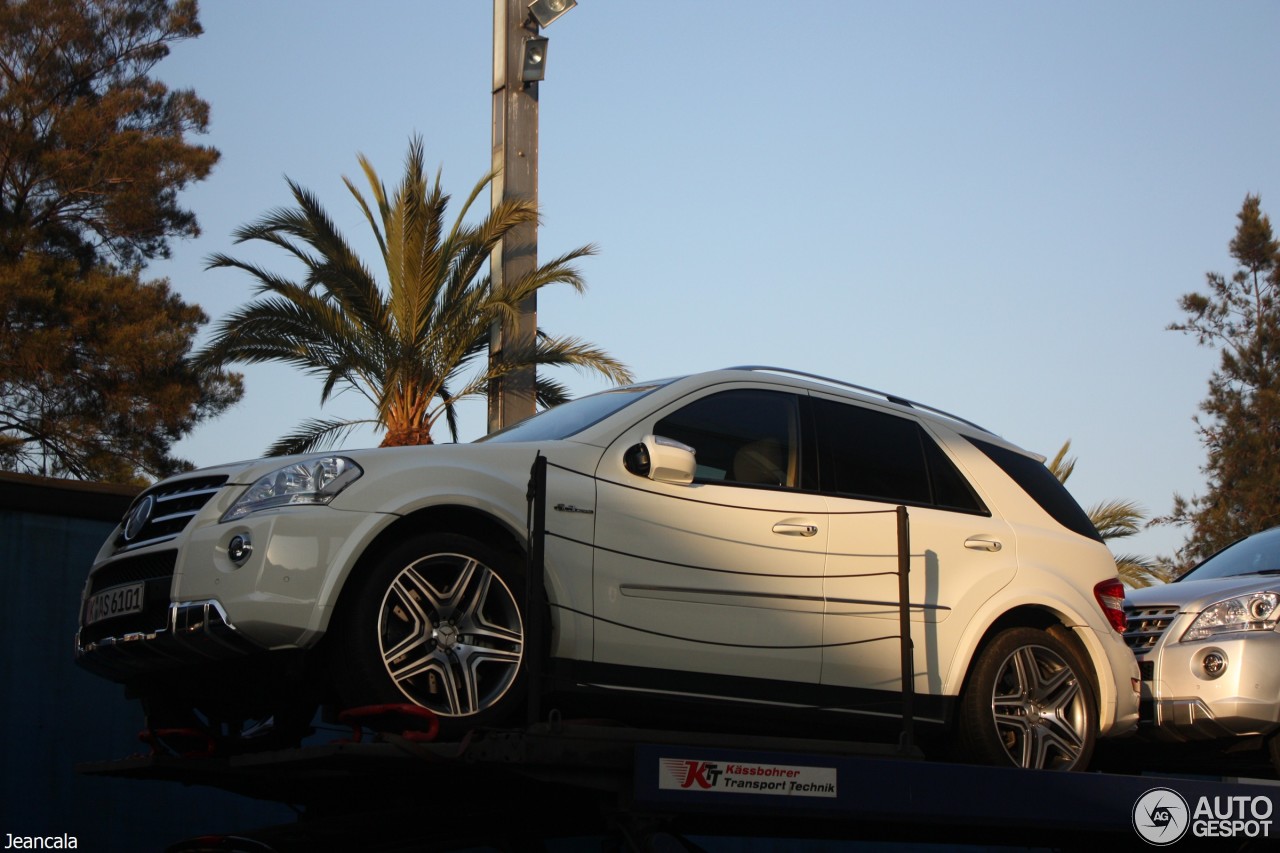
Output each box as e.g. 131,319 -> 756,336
75,367 -> 1139,769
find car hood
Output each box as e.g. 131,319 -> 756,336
1126,574 -> 1280,611
178,441 -> 551,486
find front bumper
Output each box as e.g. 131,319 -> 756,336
1135,631 -> 1280,741
76,599 -> 263,682
74,503 -> 391,685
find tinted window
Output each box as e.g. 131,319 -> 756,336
968,437 -> 1102,542
655,390 -> 800,488
813,399 -> 985,512
480,383 -> 667,443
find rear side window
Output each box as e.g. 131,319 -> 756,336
968,437 -> 1102,542
813,398 -> 986,513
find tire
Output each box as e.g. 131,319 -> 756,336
329,533 -> 527,737
957,626 -> 1097,771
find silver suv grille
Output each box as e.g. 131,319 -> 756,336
1124,604 -> 1179,653
113,475 -> 228,553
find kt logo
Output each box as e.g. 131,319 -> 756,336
665,759 -> 723,789
1133,787 -> 1190,846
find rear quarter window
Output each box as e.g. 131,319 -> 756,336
967,437 -> 1102,542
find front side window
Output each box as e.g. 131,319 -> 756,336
814,398 -> 985,513
654,389 -> 800,488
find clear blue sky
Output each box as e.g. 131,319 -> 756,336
148,1 -> 1279,564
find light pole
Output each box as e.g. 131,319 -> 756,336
487,0 -> 576,432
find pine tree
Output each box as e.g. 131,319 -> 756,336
1163,195 -> 1280,562
0,1 -> 240,482
0,0 -> 219,266
0,254 -> 241,481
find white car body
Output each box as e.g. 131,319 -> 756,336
76,367 -> 1139,767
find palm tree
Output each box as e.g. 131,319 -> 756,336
195,137 -> 633,454
1049,440 -> 1175,588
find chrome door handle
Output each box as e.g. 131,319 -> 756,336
965,536 -> 1003,552
773,522 -> 819,537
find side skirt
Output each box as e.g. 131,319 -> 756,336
542,658 -> 955,735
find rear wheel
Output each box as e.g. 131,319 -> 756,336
329,533 -> 527,738
957,626 -> 1097,770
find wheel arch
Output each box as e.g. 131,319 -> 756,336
951,604 -> 1102,720
318,504 -> 528,638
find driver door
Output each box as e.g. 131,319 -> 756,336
591,387 -> 829,689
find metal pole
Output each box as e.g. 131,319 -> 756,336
897,505 -> 915,753
525,453 -> 548,726
488,0 -> 539,432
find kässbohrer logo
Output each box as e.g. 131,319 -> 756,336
1133,787 -> 1190,845
657,758 -> 837,797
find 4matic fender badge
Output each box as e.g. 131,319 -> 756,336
553,503 -> 594,514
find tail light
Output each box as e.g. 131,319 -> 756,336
1094,578 -> 1127,634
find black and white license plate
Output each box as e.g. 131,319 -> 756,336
84,581 -> 145,625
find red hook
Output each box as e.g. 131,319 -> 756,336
336,703 -> 441,743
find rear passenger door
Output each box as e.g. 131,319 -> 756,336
813,396 -> 1016,703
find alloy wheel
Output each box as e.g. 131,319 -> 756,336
376,551 -> 524,716
989,644 -> 1089,770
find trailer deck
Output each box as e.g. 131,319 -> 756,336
79,718 -> 1280,851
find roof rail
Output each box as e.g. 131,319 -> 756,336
725,366 -> 994,435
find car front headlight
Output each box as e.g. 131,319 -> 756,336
1181,592 -> 1280,642
221,457 -> 363,522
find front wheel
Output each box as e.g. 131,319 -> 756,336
329,533 -> 527,738
956,626 -> 1097,771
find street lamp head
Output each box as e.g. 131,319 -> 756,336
522,36 -> 549,82
527,0 -> 577,29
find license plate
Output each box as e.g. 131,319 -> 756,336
84,581 -> 145,625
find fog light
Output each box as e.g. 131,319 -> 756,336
227,533 -> 253,566
1202,650 -> 1227,679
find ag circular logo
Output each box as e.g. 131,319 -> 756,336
1134,787 -> 1190,845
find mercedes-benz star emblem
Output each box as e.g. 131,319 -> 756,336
122,495 -> 155,541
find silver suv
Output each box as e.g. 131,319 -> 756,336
75,367 -> 1139,769
1125,526 -> 1280,771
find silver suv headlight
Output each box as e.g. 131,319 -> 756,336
1181,592 -> 1280,642
221,457 -> 363,522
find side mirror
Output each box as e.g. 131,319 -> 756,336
623,435 -> 696,484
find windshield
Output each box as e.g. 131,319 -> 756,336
1180,526 -> 1280,581
478,382 -> 670,443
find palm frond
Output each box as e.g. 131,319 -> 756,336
535,376 -> 572,409
1088,498 -> 1148,541
1048,439 -> 1076,484
265,417 -> 379,457
1116,555 -> 1179,589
